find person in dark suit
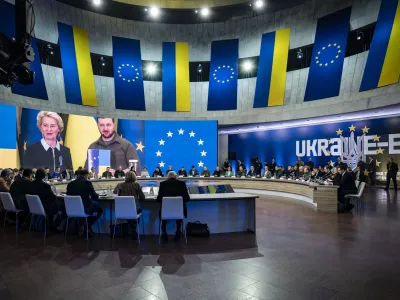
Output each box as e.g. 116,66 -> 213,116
247,165 -> 257,177
357,157 -> 367,182
188,166 -> 199,177
237,160 -> 246,174
28,168 -> 60,229
385,158 -> 398,191
157,171 -> 190,242
66,169 -> 103,237
10,169 -> 33,211
254,158 -> 262,176
337,166 -> 357,212
270,159 -> 277,175
306,158 -> 314,169
368,156 -> 377,185
178,167 -> 187,177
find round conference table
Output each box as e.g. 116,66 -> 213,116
53,177 -> 338,235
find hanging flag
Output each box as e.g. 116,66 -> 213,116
254,28 -> 290,108
113,36 -> 146,111
162,42 -> 190,112
360,0 -> 400,92
58,22 -> 98,107
88,149 -> 111,175
304,8 -> 351,102
17,108 -> 42,166
207,39 -> 238,111
0,0 -> 48,100
0,104 -> 17,168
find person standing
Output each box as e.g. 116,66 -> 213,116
270,159 -> 277,175
306,158 -> 314,169
295,157 -> 305,168
254,158 -> 262,176
368,156 -> 377,185
385,158 -> 398,192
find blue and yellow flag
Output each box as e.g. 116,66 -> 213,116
360,0 -> 400,92
0,104 -> 17,168
304,8 -> 351,102
207,39 -> 239,111
254,28 -> 290,108
0,0 -> 48,100
113,36 -> 146,111
58,22 -> 97,107
162,42 -> 190,112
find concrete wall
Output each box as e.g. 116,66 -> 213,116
1,0 -> 399,125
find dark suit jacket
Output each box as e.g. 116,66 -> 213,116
66,176 -> 99,209
156,178 -> 190,218
28,179 -> 57,211
387,162 -> 399,176
339,172 -> 358,195
10,177 -> 31,209
368,159 -> 377,172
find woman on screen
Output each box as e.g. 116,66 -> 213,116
23,111 -> 73,174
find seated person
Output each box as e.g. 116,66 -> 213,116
52,166 -> 61,179
0,169 -> 13,193
337,166 -> 357,212
274,166 -> 282,178
331,167 -> 341,185
225,166 -> 234,177
236,166 -> 246,177
166,166 -> 174,175
129,166 -> 137,175
28,168 -> 60,229
261,166 -> 271,178
188,166 -> 199,177
200,166 -> 211,177
178,166 -> 187,177
44,167 -> 53,181
213,166 -> 222,177
322,166 -> 332,181
141,167 -> 149,177
114,166 -> 126,178
102,167 -> 113,178
75,166 -> 82,177
152,167 -> 164,177
247,165 -> 257,177
317,166 -> 325,178
114,171 -> 145,239
293,165 -> 300,178
302,167 -> 311,181
298,166 -> 304,178
237,160 -> 246,174
286,166 -> 296,179
222,159 -> 230,172
10,168 -> 33,211
62,167 -> 74,180
89,167 -> 98,179
66,169 -> 103,236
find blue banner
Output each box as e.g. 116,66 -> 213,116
162,42 -> 176,111
207,39 -> 238,111
17,108 -> 42,165
304,8 -> 351,102
113,36 -> 146,111
0,0 -> 48,100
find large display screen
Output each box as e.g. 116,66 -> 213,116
1,104 -> 218,175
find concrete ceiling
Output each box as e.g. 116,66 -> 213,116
113,0 -> 248,9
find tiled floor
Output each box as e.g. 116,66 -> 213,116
1,188 -> 400,300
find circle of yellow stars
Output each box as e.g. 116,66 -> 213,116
315,43 -> 341,67
213,65 -> 235,84
117,64 -> 140,83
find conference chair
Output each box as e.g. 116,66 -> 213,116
345,182 -> 366,213
142,187 -> 151,196
0,192 -> 24,233
159,196 -> 187,244
113,196 -> 143,243
26,194 -> 48,239
355,180 -> 360,188
64,196 -> 101,241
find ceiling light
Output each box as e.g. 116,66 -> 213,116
200,8 -> 210,17
297,49 -> 303,59
356,30 -> 364,41
146,63 -> 157,75
195,10 -> 198,14
93,0 -> 101,6
254,0 -> 264,9
242,60 -> 253,72
149,6 -> 160,18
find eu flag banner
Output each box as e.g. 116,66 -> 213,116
88,149 -> 111,175
58,22 -> 98,107
304,8 -> 351,102
360,0 -> 400,92
162,42 -> 190,112
254,28 -> 290,108
207,39 -> 239,111
145,121 -> 217,174
113,36 -> 146,111
0,0 -> 48,100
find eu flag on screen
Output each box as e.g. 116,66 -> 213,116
88,149 -> 111,174
0,0 -> 48,100
145,121 -> 218,174
207,39 -> 238,111
304,8 -> 351,102
112,36 -> 146,111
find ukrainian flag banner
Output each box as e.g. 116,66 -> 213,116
58,22 -> 98,107
0,104 -> 17,168
304,8 -> 351,102
18,108 -> 42,166
207,39 -> 239,111
360,0 -> 400,92
254,28 -> 290,108
113,37 -> 146,111
162,42 -> 190,112
0,0 -> 48,100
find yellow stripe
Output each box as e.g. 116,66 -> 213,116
268,28 -> 290,106
0,149 -> 17,169
175,42 -> 190,112
378,1 -> 400,87
73,26 -> 98,107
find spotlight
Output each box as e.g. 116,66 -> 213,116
356,30 -> 364,40
146,63 -> 157,75
197,64 -> 203,73
195,10 -> 198,14
254,0 -> 264,9
144,8 -> 147,11
242,60 -> 253,72
149,6 -> 160,18
297,49 -> 303,59
46,44 -> 53,55
200,7 -> 210,17
93,0 -> 101,6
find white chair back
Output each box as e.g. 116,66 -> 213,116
26,194 -> 46,216
357,182 -> 366,197
161,197 -> 184,220
64,196 -> 86,217
114,196 -> 139,220
0,192 -> 18,212
355,180 -> 360,188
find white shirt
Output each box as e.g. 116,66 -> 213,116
41,138 -> 61,151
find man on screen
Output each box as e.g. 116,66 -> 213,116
86,118 -> 140,174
